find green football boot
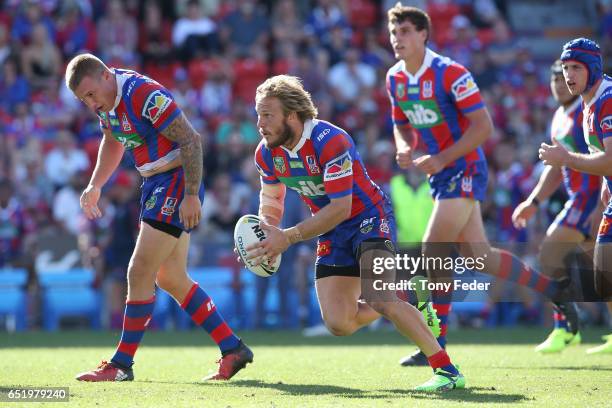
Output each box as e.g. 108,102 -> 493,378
535,328 -> 581,353
415,368 -> 466,392
586,334 -> 612,355
410,276 -> 441,338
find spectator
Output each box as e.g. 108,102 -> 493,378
271,0 -> 305,47
55,2 -> 96,57
0,59 -> 30,115
20,22 -> 62,91
96,0 -> 138,65
215,100 -> 258,146
52,169 -> 88,235
201,62 -> 232,119
220,0 -> 269,57
0,24 -> 12,67
201,172 -> 242,242
11,0 -> 56,45
172,0 -> 219,61
305,0 -> 351,48
327,47 -> 376,106
44,130 -> 90,189
0,178 -> 34,267
138,0 -> 174,65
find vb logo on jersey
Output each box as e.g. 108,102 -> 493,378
451,73 -> 479,101
143,90 -> 172,124
324,152 -> 353,181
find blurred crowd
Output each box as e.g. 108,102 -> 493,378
1,0 -> 611,329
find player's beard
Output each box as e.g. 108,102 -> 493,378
267,119 -> 293,149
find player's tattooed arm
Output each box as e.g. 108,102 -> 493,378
162,112 -> 203,195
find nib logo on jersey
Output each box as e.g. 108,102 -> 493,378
398,100 -> 443,128
600,115 -> 612,132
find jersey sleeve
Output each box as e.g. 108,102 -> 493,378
386,73 -> 410,126
255,142 -> 279,185
596,97 -> 612,140
130,81 -> 181,132
443,64 -> 484,115
319,133 -> 354,199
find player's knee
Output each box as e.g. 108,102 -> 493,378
127,255 -> 155,282
322,316 -> 355,336
155,271 -> 176,292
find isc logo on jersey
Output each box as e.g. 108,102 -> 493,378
600,115 -> 612,132
451,73 -> 479,101
324,152 -> 353,181
399,100 -> 443,128
143,90 -> 172,124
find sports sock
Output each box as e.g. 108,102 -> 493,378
427,349 -> 459,375
496,249 -> 563,298
111,296 -> 155,368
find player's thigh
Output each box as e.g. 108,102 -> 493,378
157,230 -> 190,281
315,275 -> 362,322
130,221 -> 180,279
453,200 -> 492,260
594,242 -> 612,300
424,197 -> 476,243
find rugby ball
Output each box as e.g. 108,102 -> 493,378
234,214 -> 282,277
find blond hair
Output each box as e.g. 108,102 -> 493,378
255,75 -> 318,122
65,53 -> 109,92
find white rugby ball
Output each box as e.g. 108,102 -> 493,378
234,214 -> 282,277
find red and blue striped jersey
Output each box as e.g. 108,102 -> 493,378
550,97 -> 600,196
255,119 -> 386,219
386,48 -> 486,170
97,68 -> 182,174
582,76 -> 612,190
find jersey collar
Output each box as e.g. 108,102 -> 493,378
281,118 -> 318,158
584,76 -> 611,109
110,68 -> 129,113
402,48 -> 436,84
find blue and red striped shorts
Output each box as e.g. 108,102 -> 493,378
139,166 -> 205,233
429,161 -> 488,202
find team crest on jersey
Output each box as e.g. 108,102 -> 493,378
161,197 -> 177,215
380,218 -> 390,234
306,155 -> 320,174
360,217 -> 376,234
145,195 -> 157,210
396,82 -> 406,98
324,152 -> 353,181
422,80 -> 433,98
461,176 -> 473,193
121,113 -> 132,131
273,156 -> 287,173
143,90 -> 172,124
600,115 -> 612,132
451,73 -> 478,101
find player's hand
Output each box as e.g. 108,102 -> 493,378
512,200 -> 537,229
80,184 -> 102,219
413,154 -> 445,175
539,141 -> 569,167
396,146 -> 413,169
179,194 -> 201,229
245,222 -> 289,265
234,247 -> 244,264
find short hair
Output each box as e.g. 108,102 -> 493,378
255,75 -> 318,122
387,2 -> 431,43
65,53 -> 108,92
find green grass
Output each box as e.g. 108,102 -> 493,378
1,327 -> 611,407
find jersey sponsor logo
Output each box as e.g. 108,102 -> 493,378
121,113 -> 132,132
451,73 -> 479,101
273,156 -> 287,174
599,216 -> 611,237
143,90 -> 172,124
306,155 -> 320,174
408,86 -> 419,95
317,240 -> 331,257
317,128 -> 331,141
600,115 -> 612,132
161,197 -> 177,215
113,132 -> 144,149
145,195 -> 157,210
324,151 -> 353,182
110,117 -> 120,127
398,100 -> 443,128
289,160 -> 304,169
422,80 -> 433,98
360,217 -> 376,234
396,82 -> 406,98
280,175 -> 326,197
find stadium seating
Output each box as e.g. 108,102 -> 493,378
38,268 -> 102,331
0,268 -> 28,331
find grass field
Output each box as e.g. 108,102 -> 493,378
1,327 -> 611,407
